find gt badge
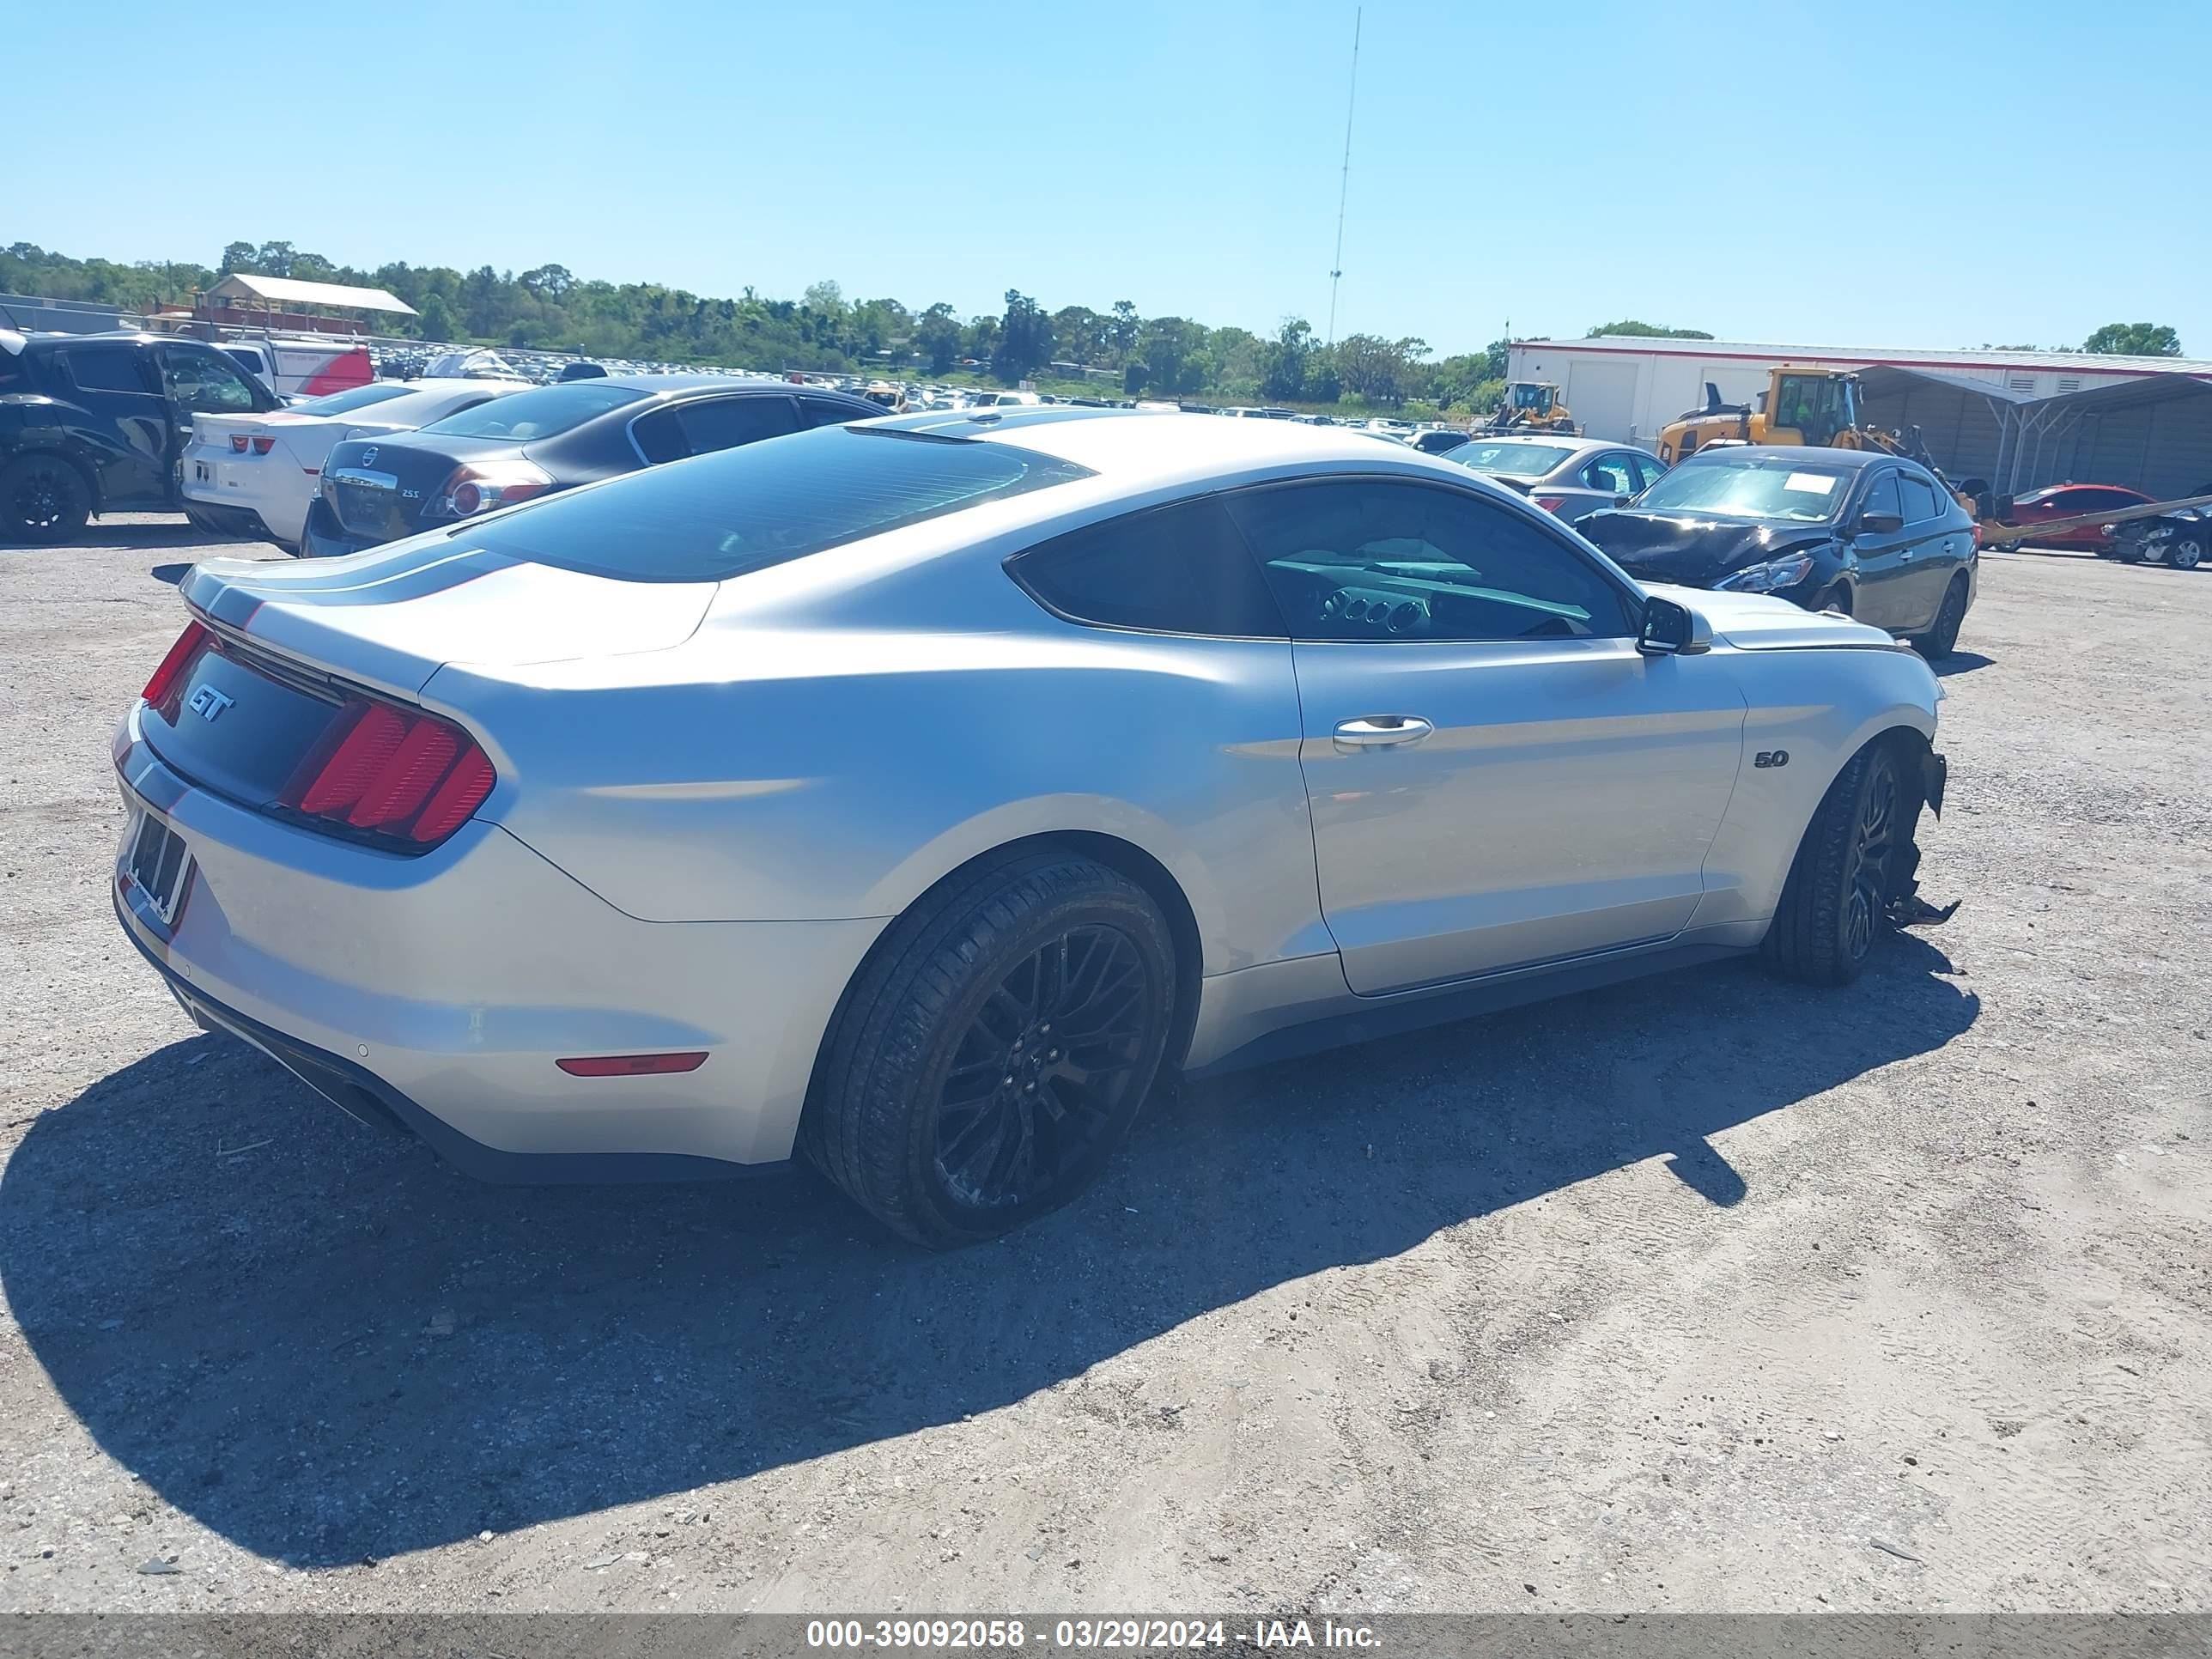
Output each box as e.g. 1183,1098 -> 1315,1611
185,684 -> 234,724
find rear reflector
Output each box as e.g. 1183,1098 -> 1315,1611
1534,495 -> 1567,514
143,621 -> 213,712
556,1053 -> 709,1077
283,696 -> 495,847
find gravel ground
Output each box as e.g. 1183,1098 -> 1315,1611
0,516 -> 2206,1615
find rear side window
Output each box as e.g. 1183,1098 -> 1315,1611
422,381 -> 647,441
676,393 -> 798,454
63,345 -> 153,394
1007,497 -> 1287,638
799,396 -> 867,428
463,425 -> 1095,582
1899,474 -> 1944,524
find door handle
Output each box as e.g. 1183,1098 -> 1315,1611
1334,715 -> 1434,748
1899,549 -> 1916,561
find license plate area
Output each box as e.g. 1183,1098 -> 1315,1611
125,812 -> 194,928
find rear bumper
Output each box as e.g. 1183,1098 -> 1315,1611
112,706 -> 887,1176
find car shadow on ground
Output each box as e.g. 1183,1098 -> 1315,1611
1934,650 -> 1996,678
0,939 -> 1976,1567
0,520 -> 256,556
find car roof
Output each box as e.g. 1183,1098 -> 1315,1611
1682,444 -> 1902,471
595,373 -> 868,399
862,406 -> 1468,477
1455,434 -> 1615,453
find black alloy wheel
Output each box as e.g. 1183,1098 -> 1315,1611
805,849 -> 1177,1247
1838,755 -> 1899,966
2,455 -> 92,544
933,925 -> 1152,1212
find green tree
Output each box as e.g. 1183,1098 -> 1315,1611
218,240 -> 257,276
520,264 -> 575,301
252,240 -> 298,277
416,292 -> 458,342
1332,333 -> 1431,407
1260,318 -> 1314,403
1107,300 -> 1140,362
916,302 -> 962,375
1584,319 -> 1714,340
2080,322 -> 2182,356
993,289 -> 1054,383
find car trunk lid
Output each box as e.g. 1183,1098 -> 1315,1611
143,541 -> 713,827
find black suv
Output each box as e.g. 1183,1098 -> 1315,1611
0,329 -> 281,544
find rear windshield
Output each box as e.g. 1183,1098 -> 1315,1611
462,425 -> 1096,582
290,383 -> 416,416
421,381 -> 647,441
1445,441 -> 1573,477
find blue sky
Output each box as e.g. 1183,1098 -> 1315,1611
11,0 -> 2208,359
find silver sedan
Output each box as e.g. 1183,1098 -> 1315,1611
112,410 -> 1949,1245
1439,434 -> 1668,523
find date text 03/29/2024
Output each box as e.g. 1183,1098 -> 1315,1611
805,1618 -> 1382,1650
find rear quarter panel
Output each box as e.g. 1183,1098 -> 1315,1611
428,544 -> 1329,977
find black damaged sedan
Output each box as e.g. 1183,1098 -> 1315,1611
1578,446 -> 1977,657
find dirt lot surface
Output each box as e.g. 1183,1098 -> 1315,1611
0,517 -> 2206,1616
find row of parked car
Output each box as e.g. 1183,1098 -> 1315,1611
0,323 -> 1984,653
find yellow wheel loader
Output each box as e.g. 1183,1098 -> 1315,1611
1657,367 -> 1984,514
1480,380 -> 1578,435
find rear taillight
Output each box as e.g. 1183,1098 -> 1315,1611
229,434 -> 250,453
434,459 -> 555,519
1534,495 -> 1567,514
142,621 -> 214,714
283,697 -> 496,847
252,436 -> 276,455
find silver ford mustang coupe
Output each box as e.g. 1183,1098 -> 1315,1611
112,408 -> 1953,1246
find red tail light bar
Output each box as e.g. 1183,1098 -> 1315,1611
142,620 -> 214,714
283,697 -> 497,845
139,618 -> 497,850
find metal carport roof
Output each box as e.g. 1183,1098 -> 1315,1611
1855,365 -> 2212,498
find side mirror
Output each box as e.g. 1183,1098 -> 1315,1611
1638,595 -> 1713,657
1857,511 -> 1905,535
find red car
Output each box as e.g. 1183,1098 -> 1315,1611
2001,483 -> 2154,550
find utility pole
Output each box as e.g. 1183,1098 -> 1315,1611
1325,7 -> 1362,345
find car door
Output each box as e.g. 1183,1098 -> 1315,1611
1893,471 -> 1958,627
158,344 -> 273,498
1844,469 -> 1916,631
52,343 -> 173,508
1226,477 -> 1749,994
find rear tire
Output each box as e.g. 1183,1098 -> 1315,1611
805,849 -> 1177,1248
1762,741 -> 1909,988
1912,574 -> 1968,659
0,454 -> 91,544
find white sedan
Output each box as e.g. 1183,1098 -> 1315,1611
181,379 -> 528,551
